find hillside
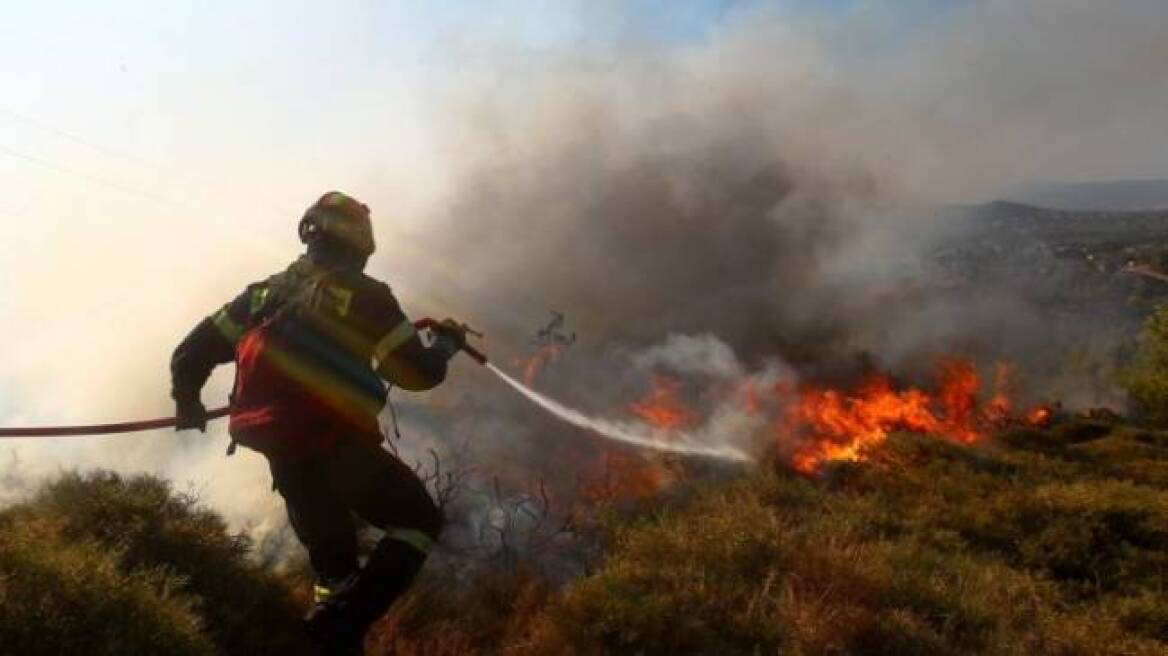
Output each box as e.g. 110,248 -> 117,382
3,419 -> 1165,655
999,180 -> 1168,212
931,201 -> 1168,314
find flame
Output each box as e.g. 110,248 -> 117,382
741,381 -> 764,416
521,344 -> 563,386
570,355 -> 1059,502
982,362 -> 1014,426
781,358 -> 1000,474
629,376 -> 697,430
1026,405 -> 1054,427
572,377 -> 695,502
579,451 -> 673,502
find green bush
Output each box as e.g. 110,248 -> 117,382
1121,304 -> 1168,424
0,471 -> 311,656
0,515 -> 213,655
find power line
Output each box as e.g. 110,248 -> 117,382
0,142 -> 183,207
0,105 -> 296,216
0,106 -> 151,167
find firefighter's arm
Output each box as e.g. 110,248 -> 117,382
369,294 -> 453,391
373,322 -> 451,391
169,289 -> 251,430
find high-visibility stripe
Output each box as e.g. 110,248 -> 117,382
371,320 -> 416,367
312,584 -> 333,604
386,527 -> 435,555
211,308 -> 243,344
249,287 -> 270,315
326,286 -> 353,317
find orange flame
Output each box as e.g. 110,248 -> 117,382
630,376 -> 697,430
982,363 -> 1014,426
782,358 -> 998,474
741,381 -> 764,416
1026,405 -> 1054,427
576,356 -> 1053,500
521,344 -> 563,386
572,376 -> 697,503
579,451 -> 673,502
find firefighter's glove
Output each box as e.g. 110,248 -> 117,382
175,394 -> 208,432
430,318 -> 467,361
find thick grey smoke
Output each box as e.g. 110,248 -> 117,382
373,1 -> 1168,524
400,0 -> 1167,389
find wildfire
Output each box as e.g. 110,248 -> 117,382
579,451 -> 674,502
784,361 -> 974,473
630,376 -> 697,430
558,356 -> 1063,503
982,363 -> 1015,427
520,344 -> 563,386
621,357 -> 1048,478
1026,405 -> 1054,427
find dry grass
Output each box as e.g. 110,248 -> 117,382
370,420 -> 1168,655
2,420 -> 1165,655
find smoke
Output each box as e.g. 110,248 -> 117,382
2,0 -> 1166,553
383,0 -> 1168,524
403,0 -> 1167,382
487,362 -> 753,461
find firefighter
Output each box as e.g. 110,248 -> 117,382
170,191 -> 464,654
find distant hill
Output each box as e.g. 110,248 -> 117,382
947,201 -> 1168,244
998,179 -> 1168,211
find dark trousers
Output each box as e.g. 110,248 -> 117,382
270,440 -> 444,586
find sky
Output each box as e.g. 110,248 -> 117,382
0,0 -> 971,407
1,0 -> 1166,537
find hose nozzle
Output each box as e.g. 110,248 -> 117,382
414,318 -> 488,365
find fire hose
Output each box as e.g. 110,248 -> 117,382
0,319 -> 485,439
0,317 -> 749,461
0,407 -> 232,438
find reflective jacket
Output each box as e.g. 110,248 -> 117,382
171,256 -> 447,459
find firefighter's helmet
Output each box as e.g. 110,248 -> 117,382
299,191 -> 375,256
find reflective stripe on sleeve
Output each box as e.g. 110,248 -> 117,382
249,287 -> 270,315
371,320 -> 416,368
312,584 -> 333,604
386,527 -> 435,555
211,308 -> 243,345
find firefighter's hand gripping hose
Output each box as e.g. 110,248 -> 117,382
1,318 -> 751,462
0,318 -> 475,439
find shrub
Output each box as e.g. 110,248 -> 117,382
1120,304 -> 1168,424
517,430 -> 1168,655
368,566 -> 556,656
4,422 -> 1167,655
0,471 -> 311,655
0,516 -> 213,655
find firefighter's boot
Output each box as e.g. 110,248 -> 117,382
304,537 -> 427,653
